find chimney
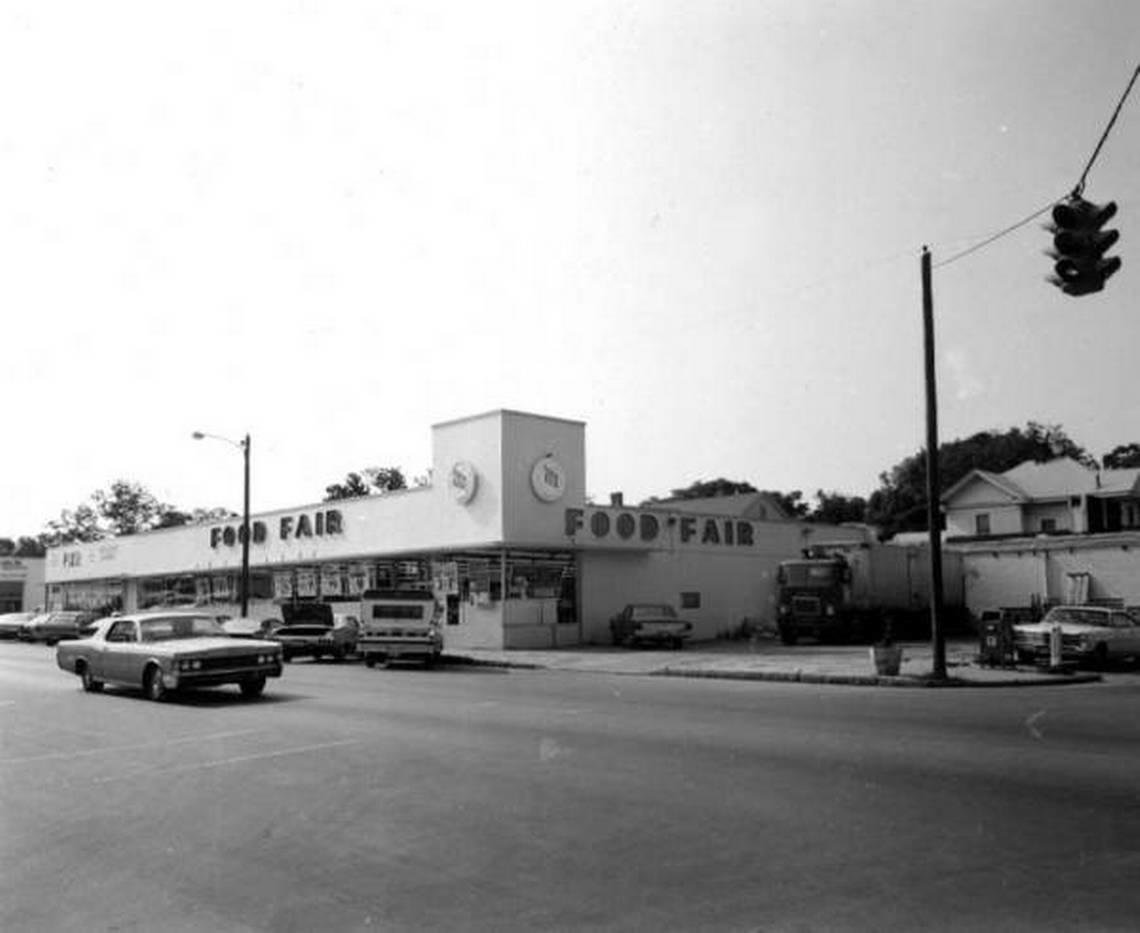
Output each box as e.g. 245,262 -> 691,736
610,492 -> 624,507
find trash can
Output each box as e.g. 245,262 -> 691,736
978,612 -> 1015,668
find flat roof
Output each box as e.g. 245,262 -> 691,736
431,408 -> 585,430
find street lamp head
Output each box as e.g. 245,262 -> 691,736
191,431 -> 206,440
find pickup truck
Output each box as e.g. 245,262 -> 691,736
358,590 -> 443,667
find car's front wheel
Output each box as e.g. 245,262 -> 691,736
240,675 -> 266,698
144,665 -> 166,702
78,662 -> 103,693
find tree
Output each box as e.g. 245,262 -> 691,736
809,490 -> 867,525
365,467 -> 408,493
761,489 -> 809,519
0,538 -> 13,556
153,506 -> 238,529
41,481 -> 230,545
44,503 -> 104,545
15,537 -> 46,557
92,480 -> 174,536
1103,443 -> 1140,469
324,467 -> 408,501
641,478 -> 758,505
866,422 -> 1095,539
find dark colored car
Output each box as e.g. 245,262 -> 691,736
273,616 -> 359,662
609,603 -> 693,649
0,611 -> 37,639
20,610 -> 99,645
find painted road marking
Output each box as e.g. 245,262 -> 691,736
0,729 -> 262,765
93,738 -> 363,782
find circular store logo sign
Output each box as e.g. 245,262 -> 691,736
531,456 -> 567,503
450,461 -> 479,505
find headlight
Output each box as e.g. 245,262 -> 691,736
777,604 -> 789,616
824,603 -> 836,617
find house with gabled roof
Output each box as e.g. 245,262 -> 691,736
942,457 -> 1140,540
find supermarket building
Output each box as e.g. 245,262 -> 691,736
45,410 -> 863,649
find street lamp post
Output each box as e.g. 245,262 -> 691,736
193,431 -> 252,619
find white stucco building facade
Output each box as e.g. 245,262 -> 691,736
45,410 -> 864,648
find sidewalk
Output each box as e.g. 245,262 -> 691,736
443,637 -> 1104,688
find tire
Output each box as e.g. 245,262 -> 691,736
79,663 -> 103,693
779,627 -> 798,646
144,665 -> 167,702
1094,643 -> 1111,670
282,650 -> 293,663
364,656 -> 376,668
240,675 -> 266,699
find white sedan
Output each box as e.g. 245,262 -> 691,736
1013,605 -> 1140,667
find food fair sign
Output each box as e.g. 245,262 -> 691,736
563,507 -> 759,549
209,508 -> 344,549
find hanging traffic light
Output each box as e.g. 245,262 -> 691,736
1048,194 -> 1122,296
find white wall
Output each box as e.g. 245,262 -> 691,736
945,504 -> 1024,538
430,411 -> 508,546
577,520 -> 864,643
500,411 -> 586,546
958,534 -> 1140,614
1022,501 -> 1081,534
962,551 -> 1045,613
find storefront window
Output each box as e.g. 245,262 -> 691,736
139,575 -> 197,609
503,554 -> 575,600
59,579 -> 124,614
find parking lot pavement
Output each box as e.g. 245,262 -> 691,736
444,637 -> 1105,687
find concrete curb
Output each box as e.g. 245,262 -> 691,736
651,668 -> 1104,688
443,654 -> 1104,687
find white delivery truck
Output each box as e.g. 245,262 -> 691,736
357,589 -> 443,667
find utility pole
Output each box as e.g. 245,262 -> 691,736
241,433 -> 251,619
922,247 -> 947,680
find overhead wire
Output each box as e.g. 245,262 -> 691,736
933,61 -> 1140,271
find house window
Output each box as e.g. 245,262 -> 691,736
975,514 -> 991,536
1040,518 -> 1057,534
680,592 -> 701,610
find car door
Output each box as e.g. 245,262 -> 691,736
1114,612 -> 1140,656
103,619 -> 140,683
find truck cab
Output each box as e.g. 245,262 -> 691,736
775,556 -> 851,644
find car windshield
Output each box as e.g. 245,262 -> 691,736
139,615 -> 227,642
630,605 -> 676,620
1043,608 -> 1117,628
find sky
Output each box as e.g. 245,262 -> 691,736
3,1 -> 1140,537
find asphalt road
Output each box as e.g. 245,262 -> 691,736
3,641 -> 1140,932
